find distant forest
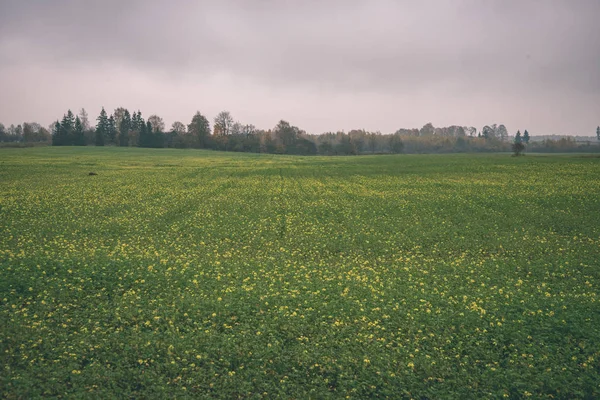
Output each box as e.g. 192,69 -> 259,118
1,108 -> 599,154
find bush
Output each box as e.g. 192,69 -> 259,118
512,142 -> 525,156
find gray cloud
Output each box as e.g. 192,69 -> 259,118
1,0 -> 599,135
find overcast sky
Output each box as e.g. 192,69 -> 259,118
1,0 -> 598,135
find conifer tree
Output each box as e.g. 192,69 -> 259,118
60,110 -> 75,145
146,120 -> 157,148
119,109 -> 131,146
139,117 -> 149,147
51,121 -> 62,146
514,130 -> 522,143
108,115 -> 117,144
74,116 -> 85,146
96,107 -> 109,146
523,130 -> 530,144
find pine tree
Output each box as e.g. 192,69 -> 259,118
596,126 -> 600,141
96,107 -> 109,146
60,110 -> 75,145
51,121 -> 62,146
136,111 -> 143,131
523,130 -> 530,144
514,130 -> 522,143
108,115 -> 117,144
119,109 -> 131,146
74,116 -> 85,146
139,117 -> 149,147
147,120 -> 158,148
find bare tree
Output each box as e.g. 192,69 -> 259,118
148,115 -> 165,133
171,121 -> 186,135
214,111 -> 234,135
79,108 -> 90,131
112,107 -> 128,134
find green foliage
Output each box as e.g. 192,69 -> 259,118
119,110 -> 131,147
515,130 -> 522,143
523,130 -> 530,144
389,134 -> 404,153
107,115 -> 117,144
512,141 -> 525,156
74,116 -> 85,146
52,110 -> 76,146
274,120 -> 298,147
596,126 -> 599,141
95,108 -> 108,146
1,148 -> 599,398
187,111 -> 211,148
23,123 -> 51,144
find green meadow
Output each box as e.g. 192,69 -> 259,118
1,147 -> 599,398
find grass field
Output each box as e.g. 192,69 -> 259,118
1,147 -> 599,398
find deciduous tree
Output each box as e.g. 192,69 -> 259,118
214,111 -> 234,136
188,112 -> 211,148
148,115 -> 165,133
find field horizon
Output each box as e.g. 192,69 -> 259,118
1,147 -> 599,398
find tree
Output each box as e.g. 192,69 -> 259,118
59,110 -> 75,145
596,126 -> 599,141
523,130 -> 530,144
514,130 -> 522,144
23,122 -> 49,143
497,124 -> 508,142
368,132 -> 380,153
112,107 -> 127,135
420,122 -> 435,137
348,129 -> 366,153
51,121 -> 62,146
262,131 -> 276,153
274,120 -> 298,148
214,111 -> 234,136
131,111 -> 140,132
318,140 -> 334,155
188,112 -> 211,148
139,119 -> 150,147
79,108 -> 90,131
107,115 -> 117,144
464,126 -> 477,137
512,141 -> 525,156
22,123 -> 35,143
132,112 -> 145,147
146,120 -> 164,148
119,109 -> 131,146
148,115 -> 165,133
171,121 -> 186,135
95,107 -> 109,146
389,134 -> 404,153
74,116 -> 85,146
482,125 -> 495,139
335,134 -> 357,155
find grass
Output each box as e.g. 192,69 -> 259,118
1,147 -> 599,398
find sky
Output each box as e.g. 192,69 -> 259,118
0,0 -> 599,136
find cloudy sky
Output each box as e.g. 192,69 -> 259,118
1,0 -> 598,135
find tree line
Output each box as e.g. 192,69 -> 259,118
1,108 -> 599,154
